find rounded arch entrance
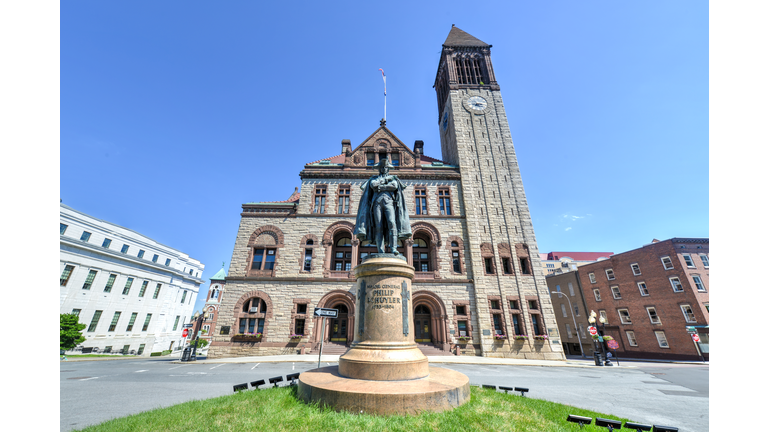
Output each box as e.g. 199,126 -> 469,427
312,290 -> 356,346
412,290 -> 449,349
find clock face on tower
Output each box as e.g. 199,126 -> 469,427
466,96 -> 488,112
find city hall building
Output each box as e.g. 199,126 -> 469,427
209,26 -> 565,360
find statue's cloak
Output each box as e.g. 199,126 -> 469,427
353,175 -> 412,243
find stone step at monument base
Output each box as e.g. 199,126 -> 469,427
416,342 -> 453,356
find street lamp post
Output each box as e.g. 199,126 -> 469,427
551,291 -> 586,359
588,310 -> 612,367
190,311 -> 209,360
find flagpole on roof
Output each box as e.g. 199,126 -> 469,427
379,68 -> 386,122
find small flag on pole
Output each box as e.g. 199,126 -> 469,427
379,68 -> 386,96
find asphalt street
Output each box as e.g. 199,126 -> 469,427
60,358 -> 708,432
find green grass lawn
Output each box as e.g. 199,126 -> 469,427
76,386 -> 629,432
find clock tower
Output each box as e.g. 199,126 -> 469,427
435,26 -> 563,357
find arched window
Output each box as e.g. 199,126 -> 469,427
412,236 -> 431,272
359,239 -> 377,263
239,297 -> 267,335
332,235 -> 353,271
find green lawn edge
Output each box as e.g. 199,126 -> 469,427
74,386 -> 631,432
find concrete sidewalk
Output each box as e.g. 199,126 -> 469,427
170,354 -> 624,368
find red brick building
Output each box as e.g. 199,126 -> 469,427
576,238 -> 709,361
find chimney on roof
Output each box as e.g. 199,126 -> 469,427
651,239 -> 660,243
341,139 -> 351,155
413,140 -> 424,155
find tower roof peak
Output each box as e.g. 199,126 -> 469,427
443,25 -> 490,48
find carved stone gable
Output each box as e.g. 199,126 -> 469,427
347,127 -> 417,168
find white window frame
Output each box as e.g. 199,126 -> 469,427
637,281 -> 649,296
618,308 -> 632,324
699,254 -> 709,268
630,263 -> 641,276
626,330 -> 638,346
611,285 -> 621,299
661,256 -> 674,270
605,268 -> 615,280
646,307 -> 661,324
682,254 -> 695,268
655,330 -> 670,348
669,276 -> 684,292
593,289 -> 601,301
692,275 -> 706,292
588,272 -> 596,284
681,304 -> 697,323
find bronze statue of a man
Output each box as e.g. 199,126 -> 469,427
353,158 -> 412,256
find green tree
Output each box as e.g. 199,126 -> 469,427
60,313 -> 86,351
190,338 -> 208,349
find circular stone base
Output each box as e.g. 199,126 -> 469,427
297,366 -> 470,415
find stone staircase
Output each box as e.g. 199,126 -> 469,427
316,342 -> 349,355
416,342 -> 453,356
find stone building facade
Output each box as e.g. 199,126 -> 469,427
208,26 -> 565,360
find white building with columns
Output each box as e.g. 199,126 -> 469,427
60,203 -> 205,355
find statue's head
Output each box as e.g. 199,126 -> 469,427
376,157 -> 394,174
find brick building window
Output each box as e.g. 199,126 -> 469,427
655,331 -> 669,348
680,305 -> 697,323
646,307 -> 661,324
126,312 -> 138,331
692,275 -> 706,292
661,256 -> 674,270
630,263 -> 641,275
415,187 -> 428,215
618,309 -> 632,324
294,318 -> 306,336
337,185 -> 351,214
511,314 -> 523,335
588,272 -> 597,284
60,265 -> 75,286
605,269 -> 615,280
484,257 -> 495,275
593,289 -> 601,301
313,185 -> 327,213
610,286 -> 621,299
700,254 -> 709,268
683,254 -> 695,268
492,314 -> 504,336
438,188 -> 452,215
303,241 -> 313,271
449,239 -> 464,274
626,331 -> 638,346
82,270 -> 98,290
669,277 -> 684,292
637,281 -> 649,296
530,314 -> 542,336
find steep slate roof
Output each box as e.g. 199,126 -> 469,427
443,25 -> 490,47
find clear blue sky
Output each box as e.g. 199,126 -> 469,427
57,1 -> 709,314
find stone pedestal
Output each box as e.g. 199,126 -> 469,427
338,256 -> 428,381
298,256 -> 470,415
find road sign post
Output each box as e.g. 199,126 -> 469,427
313,308 -> 339,369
